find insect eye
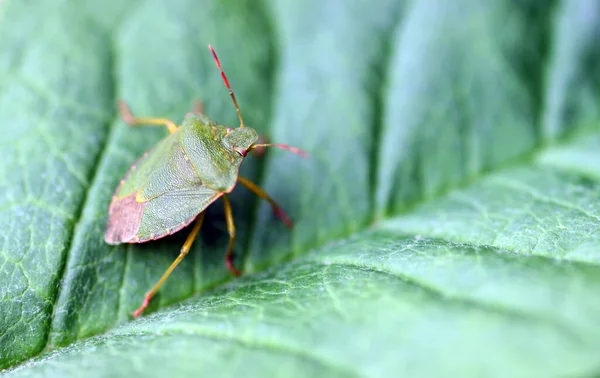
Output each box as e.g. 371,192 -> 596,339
234,147 -> 247,157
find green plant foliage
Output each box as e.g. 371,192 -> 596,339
1,0 -> 599,377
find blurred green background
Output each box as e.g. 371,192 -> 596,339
1,0 -> 600,377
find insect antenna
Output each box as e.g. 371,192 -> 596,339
249,143 -> 308,157
208,45 -> 245,128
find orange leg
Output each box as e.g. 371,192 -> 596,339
192,100 -> 204,114
222,195 -> 240,276
132,212 -> 205,317
118,100 -> 178,134
237,176 -> 292,228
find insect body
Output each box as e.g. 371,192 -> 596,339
104,45 -> 305,317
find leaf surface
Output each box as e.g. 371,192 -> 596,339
1,0 -> 600,377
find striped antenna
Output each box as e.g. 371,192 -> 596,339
249,143 -> 308,157
208,45 -> 245,128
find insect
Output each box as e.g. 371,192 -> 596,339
104,45 -> 305,317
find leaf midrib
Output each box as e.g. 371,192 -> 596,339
306,249 -> 587,340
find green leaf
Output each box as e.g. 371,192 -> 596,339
1,0 -> 600,377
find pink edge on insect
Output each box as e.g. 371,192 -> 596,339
132,297 -> 150,318
274,207 -> 293,229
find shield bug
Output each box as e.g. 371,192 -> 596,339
104,45 -> 305,317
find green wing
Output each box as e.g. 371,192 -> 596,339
134,185 -> 221,242
116,132 -> 201,201
105,133 -> 220,244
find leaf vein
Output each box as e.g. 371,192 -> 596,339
306,259 -> 584,343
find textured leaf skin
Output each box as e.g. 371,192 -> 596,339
1,0 -> 600,377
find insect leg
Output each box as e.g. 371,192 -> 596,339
117,100 -> 178,134
132,212 -> 205,318
222,195 -> 241,276
191,100 -> 205,114
237,176 -> 292,228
